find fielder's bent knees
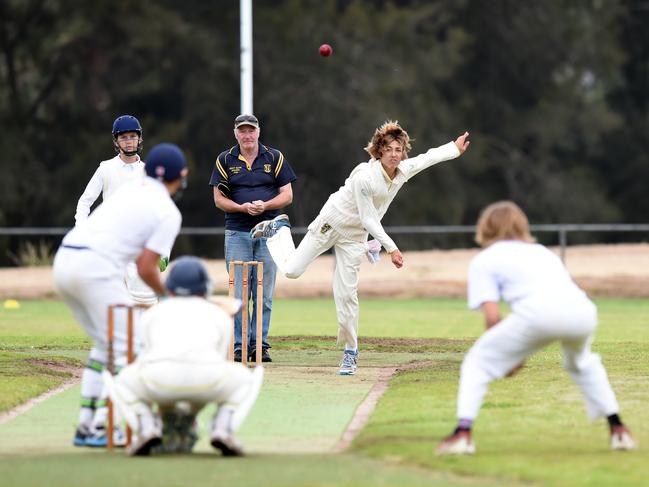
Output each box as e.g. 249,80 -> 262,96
461,352 -> 498,382
563,351 -> 601,374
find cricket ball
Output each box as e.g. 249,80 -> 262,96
319,44 -> 333,57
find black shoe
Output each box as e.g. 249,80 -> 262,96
127,434 -> 162,457
248,349 -> 272,363
210,433 -> 245,457
233,349 -> 242,362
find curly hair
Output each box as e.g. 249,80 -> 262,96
364,121 -> 412,160
475,201 -> 536,247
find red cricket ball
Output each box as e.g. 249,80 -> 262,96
319,44 -> 333,57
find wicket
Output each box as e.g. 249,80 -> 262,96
227,260 -> 264,365
106,303 -> 146,449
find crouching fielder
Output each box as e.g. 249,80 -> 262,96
436,201 -> 636,455
104,256 -> 263,456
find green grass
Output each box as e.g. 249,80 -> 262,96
354,346 -> 649,487
3,297 -> 649,345
0,300 -> 88,349
2,453 -> 510,487
1,369 -> 501,487
1,298 -> 649,486
274,297 -> 649,343
0,352 -> 82,411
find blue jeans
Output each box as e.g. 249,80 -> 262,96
225,230 -> 277,352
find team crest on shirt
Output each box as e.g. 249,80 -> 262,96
263,164 -> 272,173
230,166 -> 242,174
320,223 -> 331,234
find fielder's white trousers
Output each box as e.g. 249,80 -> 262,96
457,295 -> 620,421
267,220 -> 366,350
53,247 -> 136,361
116,359 -> 253,412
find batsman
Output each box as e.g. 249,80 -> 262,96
53,143 -> 188,447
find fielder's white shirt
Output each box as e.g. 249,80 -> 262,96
138,297 -> 229,363
318,142 -> 460,253
75,155 -> 145,224
468,240 -> 588,311
63,177 -> 181,269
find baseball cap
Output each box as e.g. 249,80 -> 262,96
234,114 -> 260,129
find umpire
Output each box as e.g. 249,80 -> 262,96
209,114 -> 296,362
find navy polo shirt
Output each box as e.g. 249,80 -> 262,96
209,143 -> 297,231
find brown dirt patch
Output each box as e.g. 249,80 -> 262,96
274,335 -> 473,349
3,243 -> 649,299
26,359 -> 83,378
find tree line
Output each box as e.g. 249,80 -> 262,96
1,0 -> 648,263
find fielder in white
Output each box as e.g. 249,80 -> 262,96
104,256 -> 264,456
53,143 -> 188,448
436,201 -> 636,455
74,114 -> 161,306
251,121 -> 470,375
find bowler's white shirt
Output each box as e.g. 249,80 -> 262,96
319,142 -> 460,253
75,155 -> 145,224
63,177 -> 181,269
138,297 -> 229,363
468,240 -> 588,310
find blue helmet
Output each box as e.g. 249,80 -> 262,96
112,115 -> 142,136
145,143 -> 187,182
165,256 -> 212,296
112,115 -> 143,156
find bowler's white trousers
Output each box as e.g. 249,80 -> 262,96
267,221 -> 366,350
457,294 -> 620,421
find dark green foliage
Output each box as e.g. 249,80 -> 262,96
1,1 -> 647,263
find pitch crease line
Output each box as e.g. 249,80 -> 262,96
0,378 -> 80,426
334,367 -> 397,452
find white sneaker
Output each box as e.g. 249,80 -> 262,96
84,425 -> 126,448
435,430 -> 476,455
113,425 -> 127,447
339,350 -> 358,376
250,214 -> 290,239
611,425 -> 637,451
366,239 -> 381,264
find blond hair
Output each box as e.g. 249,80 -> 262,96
475,201 -> 535,247
364,120 -> 412,160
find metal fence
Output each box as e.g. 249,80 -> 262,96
2,224 -> 649,261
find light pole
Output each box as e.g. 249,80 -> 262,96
240,0 -> 253,114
